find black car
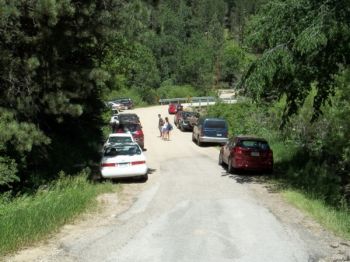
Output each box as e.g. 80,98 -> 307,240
118,113 -> 140,124
176,111 -> 200,131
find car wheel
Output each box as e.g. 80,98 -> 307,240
180,124 -> 185,132
227,157 -> 233,173
138,173 -> 148,182
218,152 -> 224,166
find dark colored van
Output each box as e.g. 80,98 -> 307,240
192,117 -> 229,146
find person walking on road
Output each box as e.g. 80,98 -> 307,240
162,117 -> 173,141
158,114 -> 165,137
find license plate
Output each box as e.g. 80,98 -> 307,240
217,134 -> 222,137
251,152 -> 260,157
118,163 -> 129,167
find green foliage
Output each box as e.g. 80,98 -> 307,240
220,40 -> 253,88
242,0 -> 350,124
0,170 -> 117,256
157,83 -> 199,99
207,69 -> 350,207
0,1 -> 122,187
283,190 -> 350,240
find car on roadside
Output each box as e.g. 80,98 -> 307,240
100,143 -> 148,181
115,122 -> 144,149
113,98 -> 134,109
168,103 -> 182,114
103,133 -> 135,150
108,101 -> 125,111
174,111 -> 200,131
109,115 -> 119,125
192,117 -> 228,146
219,135 -> 273,174
168,103 -> 177,114
118,113 -> 140,124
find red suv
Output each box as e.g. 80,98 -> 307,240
219,136 -> 273,174
168,103 -> 177,114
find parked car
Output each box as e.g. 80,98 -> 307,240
219,136 -> 273,174
100,143 -> 148,181
103,133 -> 135,150
192,117 -> 228,146
119,98 -> 133,109
108,101 -> 125,111
115,122 -> 144,149
109,115 -> 119,125
174,111 -> 200,131
118,113 -> 140,124
168,103 -> 182,114
176,104 -> 183,112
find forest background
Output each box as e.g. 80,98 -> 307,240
0,0 -> 349,244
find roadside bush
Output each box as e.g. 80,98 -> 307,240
0,170 -> 116,256
104,88 -> 147,107
157,82 -> 201,100
206,74 -> 350,208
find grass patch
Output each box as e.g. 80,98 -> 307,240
0,171 -> 119,256
283,190 -> 350,240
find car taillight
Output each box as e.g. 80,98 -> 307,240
234,147 -> 243,155
134,130 -> 143,137
131,161 -> 146,165
101,163 -> 115,167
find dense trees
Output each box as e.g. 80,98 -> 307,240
0,0 -> 256,188
2,0 -> 348,203
242,0 -> 350,124
0,0 -> 122,187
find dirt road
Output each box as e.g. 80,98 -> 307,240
7,105 -> 349,262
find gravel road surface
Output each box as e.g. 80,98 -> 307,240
7,105 -> 347,262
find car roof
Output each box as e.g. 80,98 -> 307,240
235,135 -> 268,142
118,113 -> 138,117
200,117 -> 226,121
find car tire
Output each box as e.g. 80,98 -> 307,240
219,152 -> 224,166
138,173 -> 148,182
180,124 -> 185,132
227,157 -> 233,174
192,133 -> 196,143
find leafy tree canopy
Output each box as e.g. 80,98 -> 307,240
241,0 -> 350,125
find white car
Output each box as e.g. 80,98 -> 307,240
103,133 -> 134,149
109,115 -> 119,125
101,143 -> 148,180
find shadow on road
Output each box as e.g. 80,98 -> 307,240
219,166 -> 281,193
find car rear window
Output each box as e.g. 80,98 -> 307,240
108,136 -> 133,144
239,140 -> 270,150
127,124 -> 141,132
104,145 -> 141,156
204,120 -> 227,129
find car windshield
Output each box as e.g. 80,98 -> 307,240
108,136 -> 133,144
205,120 -> 226,129
183,112 -> 199,118
104,145 -> 141,156
239,140 -> 270,150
